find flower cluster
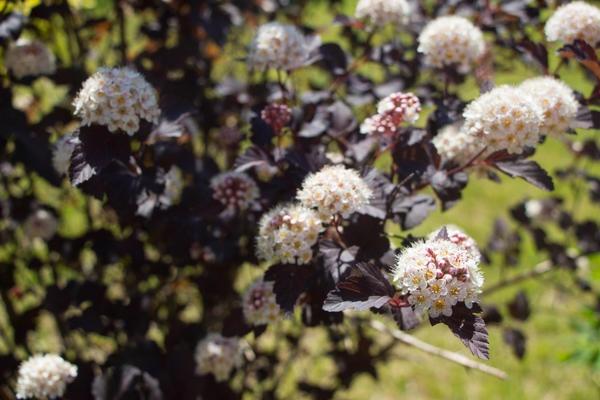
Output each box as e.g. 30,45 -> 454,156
361,92 -> 420,137
545,1 -> 600,45
210,172 -> 259,212
463,85 -> 543,155
5,39 -> 56,79
261,103 -> 292,134
429,226 -> 482,263
242,279 -> 280,325
432,124 -> 483,164
23,209 -> 58,240
73,67 -> 160,135
518,76 -> 579,137
297,165 -> 372,220
393,227 -> 483,318
52,134 -> 79,177
256,203 -> 323,265
417,16 -> 485,73
248,22 -> 310,71
195,334 -> 244,382
16,354 -> 77,400
355,0 -> 411,26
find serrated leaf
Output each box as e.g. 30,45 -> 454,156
495,159 -> 554,191
264,264 -> 313,313
503,328 -> 526,359
391,306 -> 420,331
323,263 -> 394,312
430,303 -> 490,360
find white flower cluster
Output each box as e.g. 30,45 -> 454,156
355,0 -> 411,26
518,76 -> 579,137
242,279 -> 280,325
256,203 -> 323,265
297,165 -> 372,220
417,16 -> 485,73
16,354 -> 77,400
432,124 -> 483,164
73,67 -> 160,135
248,22 -> 310,71
23,209 -> 58,240
361,92 -> 421,136
463,85 -> 543,155
429,226 -> 482,262
210,172 -> 259,212
195,334 -> 244,382
393,227 -> 484,318
52,134 -> 78,177
5,39 -> 56,79
545,1 -> 600,45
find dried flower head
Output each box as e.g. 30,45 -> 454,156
545,1 -> 600,45
256,203 -> 323,265
355,0 -> 411,26
210,172 -> 259,212
16,354 -> 77,400
23,209 -> 58,240
393,228 -> 484,318
261,103 -> 292,134
417,16 -> 485,73
52,134 -> 78,177
195,334 -> 244,382
5,39 -> 56,79
519,76 -> 579,137
463,85 -> 544,155
248,22 -> 310,71
432,124 -> 484,164
73,67 -> 160,135
243,279 -> 280,325
297,165 -> 372,220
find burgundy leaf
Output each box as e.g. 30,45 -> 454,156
264,264 -> 313,313
494,159 -> 554,191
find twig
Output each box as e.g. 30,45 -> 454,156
369,320 -> 508,380
482,260 -> 553,296
115,0 -> 127,63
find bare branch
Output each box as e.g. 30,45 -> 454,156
482,260 -> 553,296
369,319 -> 508,380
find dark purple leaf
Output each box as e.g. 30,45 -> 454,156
430,303 -> 490,360
508,291 -> 530,321
319,240 -> 358,282
494,159 -> 554,191
264,264 -> 313,313
391,305 -> 420,331
503,328 -> 526,359
0,13 -> 26,43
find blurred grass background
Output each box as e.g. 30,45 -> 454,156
4,0 -> 600,398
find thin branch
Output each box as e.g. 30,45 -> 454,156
369,320 -> 508,380
482,260 -> 553,296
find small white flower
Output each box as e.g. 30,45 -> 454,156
195,334 -> 244,382
52,134 -> 78,177
210,172 -> 259,212
408,288 -> 432,315
296,165 -> 372,221
73,67 -> 160,135
242,279 -> 280,325
248,22 -> 311,71
429,297 -> 453,318
256,203 -> 323,265
16,354 -> 77,399
463,85 -> 544,155
524,199 -> 543,218
446,278 -> 467,305
432,124 -> 484,164
5,39 -> 56,79
418,16 -> 485,73
23,209 -> 58,240
545,1 -> 600,45
355,0 -> 412,26
519,76 -> 579,137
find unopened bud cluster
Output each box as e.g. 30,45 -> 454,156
393,227 -> 483,318
73,67 -> 160,135
195,334 -> 244,382
210,172 -> 259,212
261,103 -> 292,134
361,92 -> 420,137
256,203 -> 323,265
243,279 -> 280,325
5,39 -> 56,79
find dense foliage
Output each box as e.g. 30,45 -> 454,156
1,0 -> 600,398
